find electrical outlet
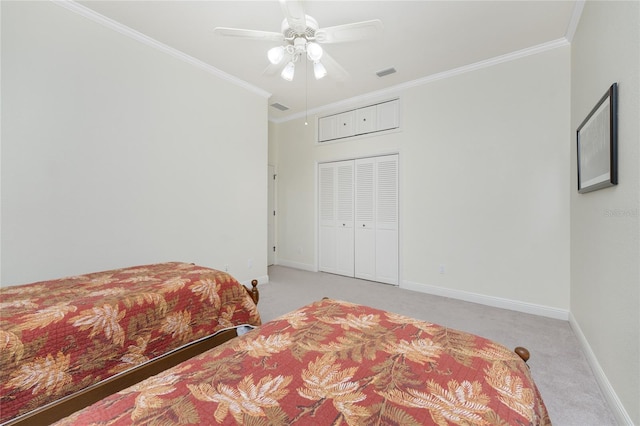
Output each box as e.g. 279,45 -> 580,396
439,265 -> 445,274
247,259 -> 253,269
225,264 -> 229,272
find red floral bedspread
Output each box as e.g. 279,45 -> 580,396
54,299 -> 550,426
0,262 -> 261,423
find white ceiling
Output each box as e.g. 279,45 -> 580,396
76,0 -> 578,121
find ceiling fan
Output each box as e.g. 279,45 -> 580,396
213,0 -> 382,82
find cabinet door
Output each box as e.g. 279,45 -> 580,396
356,105 -> 377,135
336,111 -> 356,138
354,158 -> 376,280
318,115 -> 338,142
376,100 -> 399,131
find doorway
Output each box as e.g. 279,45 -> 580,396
267,164 -> 276,266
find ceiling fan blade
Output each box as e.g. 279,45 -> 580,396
213,27 -> 284,42
279,0 -> 307,35
315,19 -> 383,44
320,51 -> 349,82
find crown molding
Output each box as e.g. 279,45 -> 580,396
51,0 -> 271,99
271,37 -> 570,124
565,0 -> 586,42
50,0 -> 570,124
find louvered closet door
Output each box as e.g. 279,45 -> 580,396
375,155 -> 398,284
354,155 -> 398,284
354,158 -> 376,281
335,162 -> 354,276
318,163 -> 337,273
318,161 -> 354,276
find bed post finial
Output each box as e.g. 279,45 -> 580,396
250,279 -> 259,304
514,346 -> 530,363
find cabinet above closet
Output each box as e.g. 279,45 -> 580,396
318,99 -> 399,143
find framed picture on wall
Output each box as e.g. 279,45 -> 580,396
577,82 -> 618,193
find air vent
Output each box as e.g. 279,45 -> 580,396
376,67 -> 396,78
270,102 -> 290,111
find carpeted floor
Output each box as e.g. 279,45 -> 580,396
258,265 -> 617,426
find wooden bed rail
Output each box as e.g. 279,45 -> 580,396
5,279 -> 260,426
3,329 -> 241,426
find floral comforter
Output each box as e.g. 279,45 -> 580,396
54,298 -> 550,425
0,262 -> 261,423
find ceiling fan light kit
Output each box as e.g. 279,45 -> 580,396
270,36 -> 327,80
213,0 -> 382,83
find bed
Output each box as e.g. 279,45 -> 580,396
52,298 -> 550,425
0,262 -> 261,425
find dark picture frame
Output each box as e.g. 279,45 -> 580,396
577,83 -> 618,193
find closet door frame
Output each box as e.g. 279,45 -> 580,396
316,153 -> 399,285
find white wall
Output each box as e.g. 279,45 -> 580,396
272,45 -> 570,314
570,1 -> 639,424
1,1 -> 268,286
402,47 -> 570,312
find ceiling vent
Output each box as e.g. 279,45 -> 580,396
270,102 -> 290,111
376,67 -> 397,78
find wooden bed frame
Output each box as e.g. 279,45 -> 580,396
5,288 -> 535,426
3,280 -> 260,426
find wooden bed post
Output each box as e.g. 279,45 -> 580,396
250,279 -> 259,304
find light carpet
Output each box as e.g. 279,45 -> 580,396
257,265 -> 617,426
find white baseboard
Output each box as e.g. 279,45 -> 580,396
274,259 -> 316,272
401,280 -> 569,320
569,313 -> 633,425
